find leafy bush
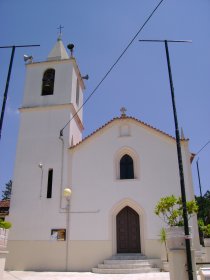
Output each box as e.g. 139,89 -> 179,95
0,219 -> 12,229
198,219 -> 210,238
154,195 -> 198,227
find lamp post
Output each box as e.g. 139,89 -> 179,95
63,188 -> 72,271
0,44 -> 40,140
38,162 -> 43,198
139,39 -> 193,280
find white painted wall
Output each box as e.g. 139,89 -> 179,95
9,107 -> 71,240
69,119 -> 197,244
9,54 -> 84,242
8,113 -> 199,268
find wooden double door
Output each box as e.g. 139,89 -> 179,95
117,206 -> 141,253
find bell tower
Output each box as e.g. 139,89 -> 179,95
9,37 -> 86,239
21,36 -> 85,145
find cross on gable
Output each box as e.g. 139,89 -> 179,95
120,107 -> 127,117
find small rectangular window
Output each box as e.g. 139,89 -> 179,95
47,169 -> 53,198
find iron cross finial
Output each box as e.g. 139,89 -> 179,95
57,25 -> 64,37
120,107 -> 127,117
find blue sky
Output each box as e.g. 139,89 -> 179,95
0,0 -> 209,197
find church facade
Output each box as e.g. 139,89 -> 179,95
6,38 -> 199,271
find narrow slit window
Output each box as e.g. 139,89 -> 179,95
47,169 -> 53,198
42,69 -> 55,96
120,154 -> 134,179
76,79 -> 80,106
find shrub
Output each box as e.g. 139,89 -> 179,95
154,195 -> 198,227
0,219 -> 12,229
198,219 -> 210,238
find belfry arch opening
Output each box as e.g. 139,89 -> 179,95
42,68 -> 55,96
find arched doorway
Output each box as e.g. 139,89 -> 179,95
116,206 -> 141,253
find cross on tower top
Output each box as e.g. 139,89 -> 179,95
57,25 -> 64,39
120,107 -> 127,117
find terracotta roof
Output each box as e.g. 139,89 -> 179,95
70,115 -> 188,149
0,200 -> 10,208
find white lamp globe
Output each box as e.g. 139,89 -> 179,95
63,188 -> 72,198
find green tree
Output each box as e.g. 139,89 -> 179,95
2,180 -> 12,200
195,191 -> 210,245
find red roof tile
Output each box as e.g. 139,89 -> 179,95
0,200 -> 10,208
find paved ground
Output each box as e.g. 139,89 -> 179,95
3,271 -> 171,280
3,271 -> 202,280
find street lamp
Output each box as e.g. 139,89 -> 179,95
63,188 -> 72,200
38,162 -> 43,198
63,188 -> 72,271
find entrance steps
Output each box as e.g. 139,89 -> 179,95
92,253 -> 161,274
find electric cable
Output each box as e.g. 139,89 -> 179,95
60,0 -> 165,136
196,140 -> 210,156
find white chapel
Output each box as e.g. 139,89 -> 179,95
6,37 -> 200,272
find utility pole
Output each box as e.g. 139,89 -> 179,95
139,39 -> 193,280
196,159 -> 203,198
0,44 -> 40,140
195,140 -> 210,198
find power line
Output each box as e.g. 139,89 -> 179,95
60,0 -> 165,136
196,140 -> 210,156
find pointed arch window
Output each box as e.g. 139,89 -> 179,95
42,69 -> 55,96
120,154 -> 134,179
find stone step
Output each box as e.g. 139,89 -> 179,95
110,253 -> 147,260
104,258 -> 160,265
98,263 -> 151,269
92,267 -> 161,274
92,254 -> 161,274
